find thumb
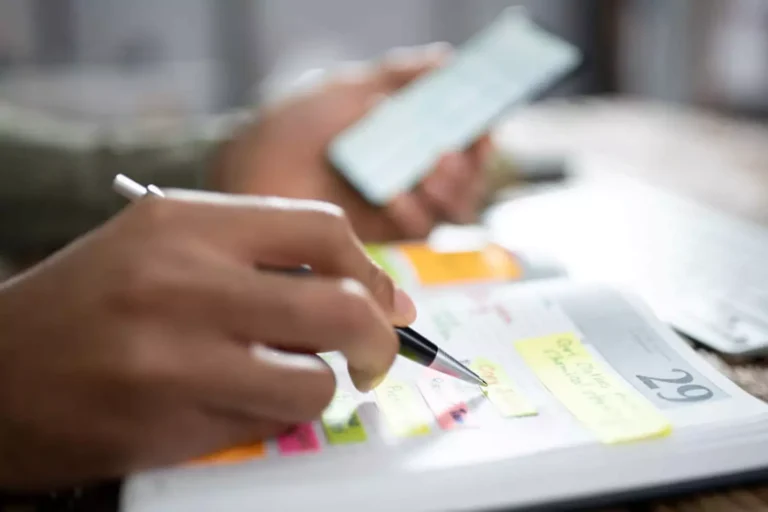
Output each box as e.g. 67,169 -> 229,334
375,42 -> 452,92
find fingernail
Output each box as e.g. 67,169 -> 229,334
368,374 -> 388,391
362,375 -> 387,393
351,369 -> 388,393
394,287 -> 417,324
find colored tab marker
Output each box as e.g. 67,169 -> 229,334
375,380 -> 432,437
366,245 -> 404,285
515,333 -> 672,444
470,358 -> 537,417
277,423 -> 321,455
321,390 -> 368,444
418,376 -> 477,430
189,442 -> 266,466
399,243 -> 522,285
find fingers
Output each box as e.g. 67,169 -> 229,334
143,407 -> 290,471
374,42 -> 452,92
385,192 -> 437,240
239,204 -> 415,326
386,149 -> 486,234
420,152 -> 482,224
123,193 -> 413,392
193,342 -> 339,423
152,190 -> 416,326
364,42 -> 492,231
202,269 -> 400,391
470,134 -> 495,167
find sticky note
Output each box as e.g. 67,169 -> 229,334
375,380 -> 432,437
189,442 -> 266,466
515,333 -> 672,444
321,390 -> 368,444
277,423 -> 321,455
417,376 -> 478,429
366,245 -> 404,284
470,358 -> 538,417
399,243 -> 522,285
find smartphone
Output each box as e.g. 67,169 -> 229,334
328,8 -> 582,206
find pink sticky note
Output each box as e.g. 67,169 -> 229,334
435,402 -> 471,430
277,423 -> 321,455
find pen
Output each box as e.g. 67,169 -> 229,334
111,174 -> 487,388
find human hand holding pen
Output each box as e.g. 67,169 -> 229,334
0,187 -> 416,489
116,175 -> 486,387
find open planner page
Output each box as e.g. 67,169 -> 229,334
121,281 -> 768,512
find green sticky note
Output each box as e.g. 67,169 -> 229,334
366,245 -> 402,284
321,391 -> 368,444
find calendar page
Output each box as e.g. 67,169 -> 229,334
122,281 -> 768,512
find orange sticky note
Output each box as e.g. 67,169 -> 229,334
189,442 -> 266,466
399,243 -> 522,285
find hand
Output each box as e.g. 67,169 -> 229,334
0,191 -> 415,490
210,44 -> 493,242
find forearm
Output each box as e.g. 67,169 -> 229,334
0,103 -> 253,261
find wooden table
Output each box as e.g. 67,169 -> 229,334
492,97 -> 768,511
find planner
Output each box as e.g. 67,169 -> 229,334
120,246 -> 768,512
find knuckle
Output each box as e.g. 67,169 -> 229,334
325,284 -> 378,335
274,287 -> 315,328
132,197 -> 175,231
116,337 -> 174,387
107,258 -> 168,314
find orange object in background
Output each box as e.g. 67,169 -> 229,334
189,442 -> 267,466
399,243 -> 522,286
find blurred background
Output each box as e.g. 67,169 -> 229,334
3,0 -> 768,262
2,0 -> 768,122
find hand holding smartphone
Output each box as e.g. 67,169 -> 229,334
328,8 -> 582,206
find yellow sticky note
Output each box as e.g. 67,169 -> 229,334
375,380 -> 431,437
321,390 -> 367,444
516,333 -> 672,444
399,243 -> 522,285
471,358 -> 537,417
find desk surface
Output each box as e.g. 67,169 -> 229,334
5,97 -> 768,512
494,97 -> 768,511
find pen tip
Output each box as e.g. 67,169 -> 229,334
479,378 -> 489,387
